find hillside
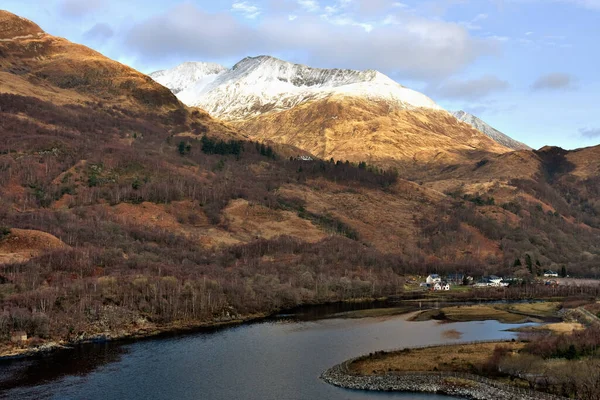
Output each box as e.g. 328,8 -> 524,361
452,111 -> 531,151
0,10 -> 239,140
1,10 -> 599,353
151,57 -> 514,163
238,95 -> 510,165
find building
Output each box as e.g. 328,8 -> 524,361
426,274 -> 442,285
475,276 -> 508,287
544,271 -> 559,278
432,282 -> 451,291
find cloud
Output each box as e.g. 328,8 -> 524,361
124,2 -> 497,80
59,0 -> 102,17
126,4 -> 255,61
460,13 -> 488,30
580,127 -> 600,138
84,23 -> 114,40
531,73 -> 577,91
430,75 -> 510,100
231,2 -> 261,19
298,0 -> 320,12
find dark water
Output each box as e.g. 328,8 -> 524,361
0,304 -> 531,400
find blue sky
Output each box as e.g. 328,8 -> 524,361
4,0 -> 600,149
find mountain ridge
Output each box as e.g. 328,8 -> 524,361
452,110 -> 531,151
150,55 -> 443,121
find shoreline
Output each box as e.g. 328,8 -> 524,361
320,342 -> 567,400
0,296 -> 566,361
0,312 -> 269,361
0,296 -> 390,361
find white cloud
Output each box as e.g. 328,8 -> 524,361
125,3 -> 497,80
298,0 -> 320,12
231,2 -> 261,19
460,13 -> 488,30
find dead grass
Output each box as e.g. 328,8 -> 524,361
239,95 -> 510,167
222,199 -> 327,243
440,304 -> 528,323
503,302 -> 561,318
0,228 -> 68,264
411,303 -> 560,324
513,322 -> 585,334
350,342 -> 524,375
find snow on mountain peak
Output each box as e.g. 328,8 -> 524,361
150,56 -> 443,120
150,62 -> 227,95
452,110 -> 531,151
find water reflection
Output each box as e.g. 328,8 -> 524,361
0,343 -> 127,392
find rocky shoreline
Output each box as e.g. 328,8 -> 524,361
321,358 -> 566,400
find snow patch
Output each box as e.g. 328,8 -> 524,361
452,111 -> 531,151
151,56 -> 443,120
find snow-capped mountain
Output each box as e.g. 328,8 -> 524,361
151,56 -> 443,121
150,62 -> 227,97
452,111 -> 531,151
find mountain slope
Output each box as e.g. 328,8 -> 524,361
240,95 -> 511,165
452,111 -> 531,151
0,10 -> 239,140
150,61 -> 227,99
151,56 -> 443,121
152,56 -> 514,164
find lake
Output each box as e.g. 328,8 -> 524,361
0,303 -> 530,400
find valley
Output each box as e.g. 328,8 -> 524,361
0,8 -> 599,400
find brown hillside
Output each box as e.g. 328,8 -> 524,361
0,11 -> 43,39
0,228 -> 68,264
238,95 -> 510,166
0,10 -> 239,140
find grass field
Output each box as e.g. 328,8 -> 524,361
511,322 -> 584,334
350,342 -> 525,375
410,302 -> 561,324
502,302 -> 561,318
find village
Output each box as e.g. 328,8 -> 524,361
418,270 -> 562,291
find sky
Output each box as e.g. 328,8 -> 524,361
3,0 -> 600,150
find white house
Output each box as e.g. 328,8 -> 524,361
426,274 -> 442,285
544,271 -> 559,278
474,276 -> 508,287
